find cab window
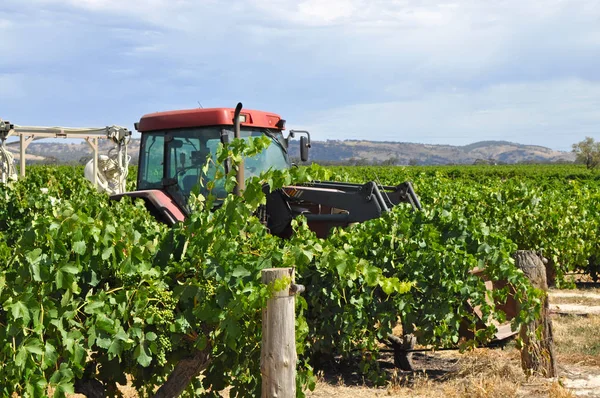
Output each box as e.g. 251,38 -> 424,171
138,133 -> 164,190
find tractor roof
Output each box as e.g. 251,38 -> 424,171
136,108 -> 284,132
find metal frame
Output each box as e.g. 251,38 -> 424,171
0,119 -> 131,187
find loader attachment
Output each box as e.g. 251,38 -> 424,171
297,181 -> 422,211
262,181 -> 421,238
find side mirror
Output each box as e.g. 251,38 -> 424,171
288,130 -> 311,162
300,136 -> 310,162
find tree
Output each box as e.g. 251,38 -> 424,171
380,156 -> 399,166
572,137 -> 600,169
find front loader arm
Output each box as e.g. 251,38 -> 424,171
270,181 -> 421,237
284,182 -> 387,223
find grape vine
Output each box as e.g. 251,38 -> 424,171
0,152 -> 578,397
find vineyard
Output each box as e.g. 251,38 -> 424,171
1,154 -> 600,396
333,164 -> 600,283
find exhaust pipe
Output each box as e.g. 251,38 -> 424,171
233,102 -> 245,196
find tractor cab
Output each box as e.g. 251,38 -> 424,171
129,107 -> 310,217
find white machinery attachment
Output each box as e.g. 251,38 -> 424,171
0,118 -> 131,194
0,120 -> 17,183
84,152 -> 130,195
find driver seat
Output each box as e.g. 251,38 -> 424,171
182,174 -> 200,194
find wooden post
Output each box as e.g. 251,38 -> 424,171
261,268 -> 301,398
514,250 -> 557,377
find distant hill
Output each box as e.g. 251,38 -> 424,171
14,139 -> 574,166
288,139 -> 575,165
8,140 -> 141,165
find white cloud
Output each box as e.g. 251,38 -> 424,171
0,19 -> 12,29
1,0 -> 599,150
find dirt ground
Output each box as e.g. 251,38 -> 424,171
306,342 -> 600,398
74,287 -> 600,397
305,287 -> 600,398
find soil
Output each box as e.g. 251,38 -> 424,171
550,303 -> 600,315
309,345 -> 600,397
307,289 -> 600,398
550,292 -> 600,300
549,290 -> 600,315
560,366 -> 600,397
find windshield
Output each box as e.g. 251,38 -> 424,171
138,126 -> 290,205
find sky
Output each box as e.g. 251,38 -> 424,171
1,0 -> 599,151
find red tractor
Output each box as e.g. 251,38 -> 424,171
112,103 -> 421,238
